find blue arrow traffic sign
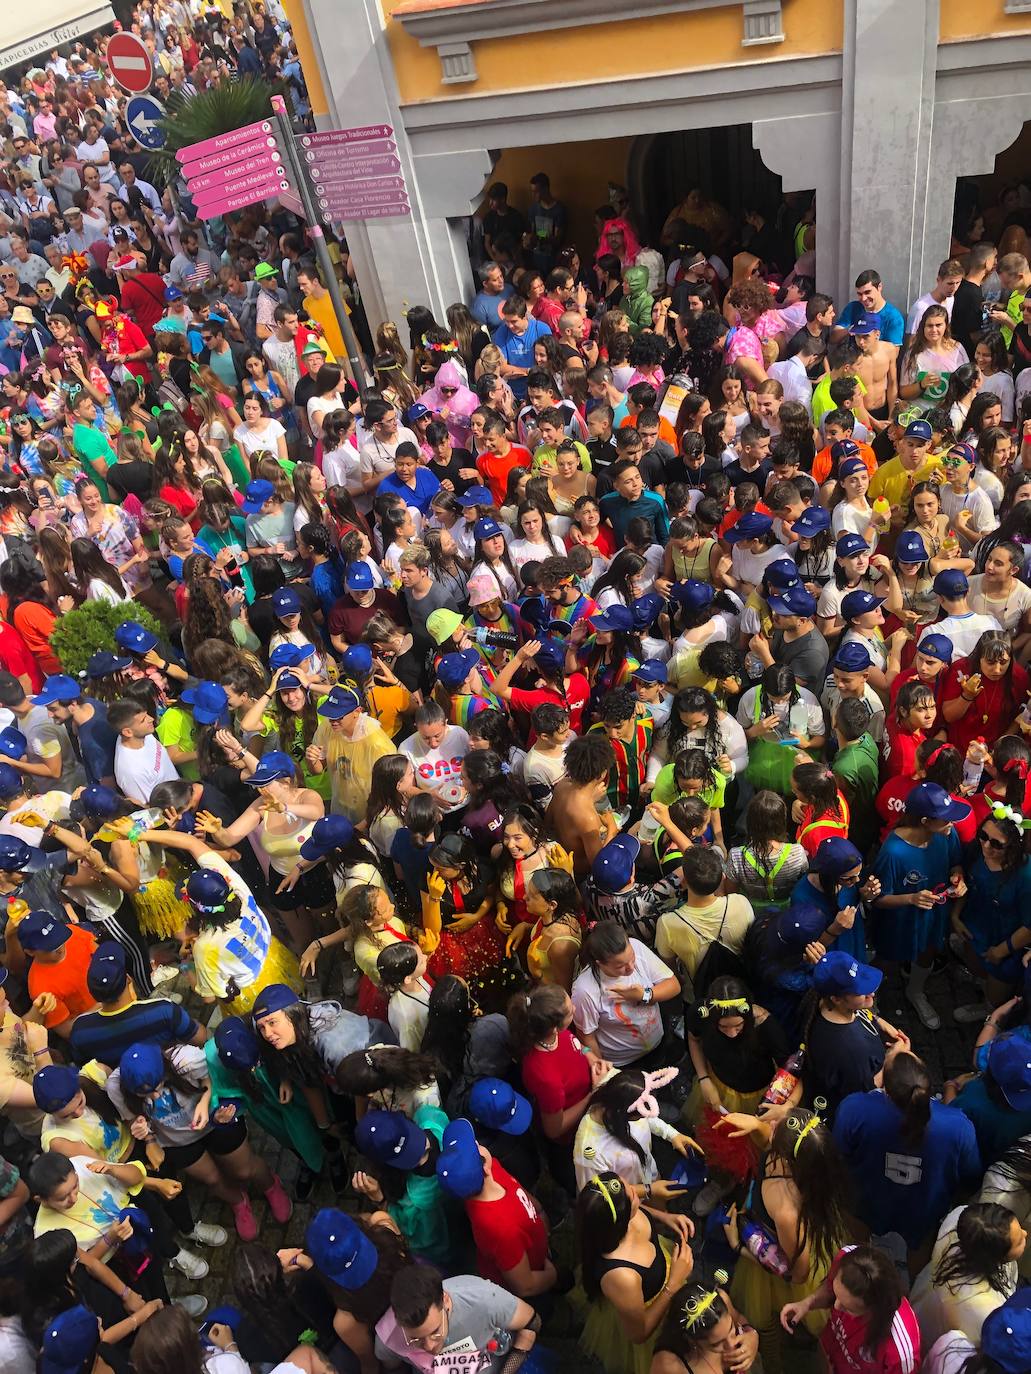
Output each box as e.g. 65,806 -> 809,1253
126,95 -> 167,150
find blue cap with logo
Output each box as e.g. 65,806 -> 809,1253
17,910 -> 71,952
32,674 -> 81,707
355,1109 -> 428,1171
905,418 -> 933,442
904,780 -> 971,824
114,620 -> 158,655
672,580 -> 714,611
80,784 -> 121,819
87,650 -> 132,677
272,587 -> 302,618
468,1078 -> 533,1135
725,511 -> 773,544
0,727 -> 26,760
792,506 -> 831,538
241,479 -> 275,513
344,562 -> 374,591
763,558 -> 801,591
591,834 -> 641,893
437,649 -> 480,691
812,950 -> 883,997
838,456 -> 867,479
306,1208 -> 378,1289
895,530 -> 929,564
848,312 -> 881,336
917,632 -> 953,664
214,1016 -> 261,1070
436,1117 -> 486,1199
831,439 -> 861,462
252,983 -> 301,1019
533,638 -> 566,671
768,585 -> 817,618
474,516 -> 504,541
340,644 -> 374,677
833,641 -> 872,672
300,814 -> 355,863
631,592 -> 664,628
0,763 -> 21,800
243,749 -> 296,786
119,1042 -> 165,1094
589,605 -> 634,634
180,680 -> 230,726
933,568 -> 968,599
840,589 -> 884,621
633,660 -> 668,684
318,685 -> 363,720
269,642 -> 315,670
457,484 -> 493,508
835,532 -> 869,559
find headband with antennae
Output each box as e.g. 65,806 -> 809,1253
679,1272 -> 730,1331
589,1174 -> 622,1222
790,1112 -> 822,1158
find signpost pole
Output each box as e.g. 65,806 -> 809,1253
270,96 -> 368,400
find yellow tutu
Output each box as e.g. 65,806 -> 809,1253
132,876 -> 192,940
579,1236 -> 673,1374
730,1248 -> 829,1374
223,937 -> 303,1017
684,1075 -> 765,1128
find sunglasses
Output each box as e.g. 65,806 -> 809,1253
942,457 -> 967,468
439,386 -> 458,396
977,827 -> 1007,851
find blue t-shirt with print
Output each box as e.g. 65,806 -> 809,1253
837,298 -> 906,348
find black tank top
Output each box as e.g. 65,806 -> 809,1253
596,1213 -> 668,1302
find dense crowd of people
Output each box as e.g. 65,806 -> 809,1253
2,6 -> 1031,1374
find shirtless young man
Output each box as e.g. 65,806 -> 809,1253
547,732 -> 618,878
850,313 -> 898,425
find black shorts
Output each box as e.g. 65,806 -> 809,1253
161,1115 -> 248,1170
267,860 -> 337,913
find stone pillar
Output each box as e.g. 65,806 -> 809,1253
838,0 -> 940,312
752,112 -> 842,298
296,0 -> 490,330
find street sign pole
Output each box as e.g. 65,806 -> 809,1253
270,96 -> 367,401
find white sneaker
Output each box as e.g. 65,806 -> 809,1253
906,990 -> 941,1030
953,1002 -> 990,1024
183,1221 -> 228,1247
176,1294 -> 208,1318
171,1248 -> 209,1280
150,964 -> 179,986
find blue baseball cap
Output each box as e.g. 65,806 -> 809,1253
318,685 -> 363,720
833,641 -> 872,672
436,1117 -> 485,1199
933,568 -> 968,599
589,605 -> 634,634
272,587 -> 302,617
306,1208 -> 378,1289
457,484 -> 493,508
17,909 -> 71,952
793,506 -> 831,538
0,727 -> 26,760
32,674 -> 81,706
114,619 -> 158,654
214,1016 -> 261,1070
33,1063 -> 81,1112
776,903 -> 828,949
80,784 -> 120,819
241,478 -> 275,513
949,441 -> 977,466
533,638 -> 566,672
340,644 -> 374,677
812,950 -> 883,997
252,982 -> 301,1019
895,530 -> 929,564
468,1078 -> 533,1135
344,561 -> 374,591
848,312 -> 881,336
633,660 -> 668,684
0,762 -> 21,800
982,1288 -> 1031,1374
438,649 -> 481,691
185,868 -> 232,913
119,1041 -> 165,1094
591,834 -> 641,893
763,558 -> 801,591
904,780 -> 971,824
269,642 -> 315,670
725,511 -> 773,544
838,456 -> 867,479
41,1306 -> 100,1374
87,650 -> 132,676
276,672 -> 303,692
402,402 -> 430,425
768,585 -> 817,618
87,941 -> 128,1000
180,680 -> 229,725
840,589 -> 884,621
809,836 -> 863,877
905,419 -> 933,442
474,517 -> 504,540
355,1109 -> 428,1171
831,439 -> 861,462
987,1035 -> 1031,1111
917,632 -> 953,664
631,592 -> 664,628
163,284 -> 183,302
300,814 -> 355,862
117,1205 -> 154,1264
835,533 -> 869,559
672,579 -> 714,612
243,749 -> 296,786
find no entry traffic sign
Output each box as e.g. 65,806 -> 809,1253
106,32 -> 153,94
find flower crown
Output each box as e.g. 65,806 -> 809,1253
421,334 -> 456,353
991,803 -> 1031,833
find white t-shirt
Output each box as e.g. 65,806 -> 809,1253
732,542 -> 784,587
114,735 -> 180,804
831,500 -> 878,554
979,369 -> 1016,423
906,291 -> 955,335
767,356 -> 813,409
323,442 -> 362,497
307,392 -> 344,438
234,418 -> 286,457
966,575 -> 1031,634
387,979 -> 432,1052
921,1334 -> 974,1374
399,725 -> 470,809
918,611 -> 1002,661
571,938 -> 674,1066
737,685 -> 825,742
939,484 -> 997,537
524,743 -> 568,808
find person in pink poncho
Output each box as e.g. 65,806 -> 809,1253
594,216 -> 641,269
417,359 -> 478,450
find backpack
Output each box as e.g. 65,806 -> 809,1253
674,898 -> 747,1000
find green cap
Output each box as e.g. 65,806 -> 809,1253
254,263 -> 278,281
426,608 -> 464,646
302,339 -> 325,355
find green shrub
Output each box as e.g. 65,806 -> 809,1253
49,600 -> 164,678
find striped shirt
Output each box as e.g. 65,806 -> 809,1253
69,996 -> 200,1067
821,1247 -> 920,1374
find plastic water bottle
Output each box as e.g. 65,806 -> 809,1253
963,738 -> 987,792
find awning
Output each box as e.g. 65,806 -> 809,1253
0,3 -> 115,73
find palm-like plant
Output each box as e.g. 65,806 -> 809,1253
146,77 -> 288,188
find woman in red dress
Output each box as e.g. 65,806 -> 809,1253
941,629 -> 1028,757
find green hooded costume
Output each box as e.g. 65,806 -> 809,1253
619,264 -> 654,336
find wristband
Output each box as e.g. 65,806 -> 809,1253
698,1074 -> 710,1081
33,1047 -> 49,1056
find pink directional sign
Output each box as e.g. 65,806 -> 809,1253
310,155 -> 402,180
180,136 -> 281,179
314,174 -> 407,194
302,139 -> 396,163
187,154 -> 287,197
299,125 -> 393,146
197,181 -> 293,219
193,169 -> 293,207
322,205 -> 409,222
177,120 -> 276,163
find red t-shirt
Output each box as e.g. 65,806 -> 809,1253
477,446 -> 533,505
120,274 -> 167,341
509,672 -> 590,738
566,525 -> 616,559
875,776 -> 977,844
888,666 -> 946,736
797,792 -> 850,858
941,655 -> 1029,756
520,1028 -> 591,1142
0,620 -> 42,691
111,318 -> 152,384
820,1248 -> 920,1374
881,722 -> 924,782
466,1159 -> 550,1285
159,483 -> 200,528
